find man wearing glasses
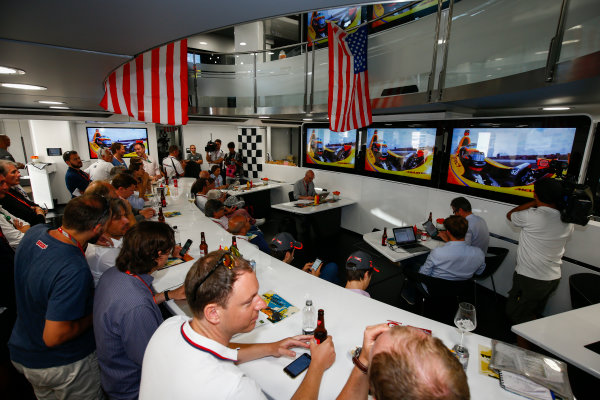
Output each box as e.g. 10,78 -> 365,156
437,197 -> 489,254
140,250 -> 336,399
8,195 -> 111,399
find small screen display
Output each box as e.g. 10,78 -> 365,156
365,128 -> 436,180
305,128 -> 357,169
307,7 -> 362,47
87,127 -> 149,159
447,127 -> 577,198
394,227 -> 416,244
285,353 -> 311,377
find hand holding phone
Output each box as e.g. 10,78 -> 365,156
283,353 -> 311,378
179,239 -> 193,257
311,258 -> 323,272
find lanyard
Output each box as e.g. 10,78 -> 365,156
125,270 -> 156,303
74,168 -> 91,182
57,227 -> 85,255
6,190 -> 33,209
304,181 -> 309,195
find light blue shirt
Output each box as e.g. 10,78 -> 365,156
126,193 -> 145,210
210,173 -> 223,188
419,241 -> 485,281
465,213 -> 489,254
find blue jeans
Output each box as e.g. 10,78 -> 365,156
319,262 -> 340,285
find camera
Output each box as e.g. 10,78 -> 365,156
550,164 -> 594,226
205,140 -> 217,152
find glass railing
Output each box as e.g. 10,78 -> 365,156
187,0 -> 600,117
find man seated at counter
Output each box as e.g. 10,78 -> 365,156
270,232 -> 340,284
139,250 -> 336,399
63,150 -> 91,198
293,169 -> 316,200
204,199 -> 229,229
437,197 -> 489,254
227,214 -> 270,254
343,251 -> 378,297
338,324 -> 469,400
112,173 -> 146,212
209,165 -> 227,189
190,177 -> 213,211
0,160 -> 46,226
0,166 -> 30,249
94,221 -> 186,400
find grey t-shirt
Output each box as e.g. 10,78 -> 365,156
187,153 -> 203,162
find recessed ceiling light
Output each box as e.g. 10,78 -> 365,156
562,39 -> 580,45
199,41 -> 208,45
37,100 -> 64,105
259,116 -> 270,119
50,106 -> 69,109
1,83 -> 46,90
542,107 -> 571,111
268,52 -> 275,55
0,66 -> 25,75
239,42 -> 247,46
303,118 -> 313,121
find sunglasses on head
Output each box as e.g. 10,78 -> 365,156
191,251 -> 234,302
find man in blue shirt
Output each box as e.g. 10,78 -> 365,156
443,197 -> 490,254
94,221 -> 186,400
419,215 -> 485,280
63,150 -> 90,197
9,194 -> 111,399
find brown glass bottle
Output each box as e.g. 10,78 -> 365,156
158,206 -> 165,223
160,188 -> 167,207
381,227 -> 387,246
314,309 -> 327,344
230,236 -> 240,257
428,212 -> 433,222
199,232 -> 208,257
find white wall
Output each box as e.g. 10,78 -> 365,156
0,120 -> 33,166
181,123 -> 238,169
263,163 -> 600,318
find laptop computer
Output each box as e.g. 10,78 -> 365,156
423,220 -> 445,242
317,192 -> 330,201
392,227 -> 431,253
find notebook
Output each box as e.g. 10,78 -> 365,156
392,227 -> 430,253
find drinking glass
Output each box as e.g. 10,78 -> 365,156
453,302 -> 476,349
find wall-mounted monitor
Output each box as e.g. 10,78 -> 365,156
440,115 -> 592,203
370,1 -> 450,32
303,125 -> 358,171
307,7 -> 363,47
87,127 -> 149,159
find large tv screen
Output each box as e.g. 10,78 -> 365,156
371,1 -> 448,30
365,128 -> 437,180
87,127 -> 149,159
307,7 -> 362,47
305,127 -> 357,169
446,127 -> 578,199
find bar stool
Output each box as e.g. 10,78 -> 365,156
472,247 -> 508,306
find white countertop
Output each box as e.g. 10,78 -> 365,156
512,303 -> 600,379
271,197 -> 356,215
150,179 -> 520,399
362,229 -> 445,263
226,180 -> 286,196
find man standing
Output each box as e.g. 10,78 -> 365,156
223,141 -> 244,184
440,197 -> 489,254
293,170 -> 317,200
8,195 -> 110,399
133,143 -> 161,180
206,139 -> 224,170
0,134 -> 25,169
0,160 -> 46,225
111,143 -> 127,168
86,147 -> 114,181
506,178 -> 574,326
186,144 -> 203,166
63,150 -> 91,197
139,250 -> 335,399
162,145 -> 184,178
338,324 -> 469,400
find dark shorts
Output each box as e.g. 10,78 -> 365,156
505,272 -> 560,325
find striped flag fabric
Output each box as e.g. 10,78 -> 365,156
328,23 -> 372,132
100,39 -> 188,126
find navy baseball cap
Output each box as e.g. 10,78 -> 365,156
270,232 -> 303,251
346,251 -> 379,272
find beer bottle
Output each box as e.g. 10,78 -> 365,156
199,232 -> 208,257
231,236 -> 240,257
381,227 -> 387,246
428,212 -> 433,222
160,188 -> 167,207
314,309 -> 327,344
158,207 -> 165,223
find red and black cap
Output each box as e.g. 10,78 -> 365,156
346,251 -> 379,272
270,232 -> 303,252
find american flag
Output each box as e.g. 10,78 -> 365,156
100,40 -> 188,126
328,23 -> 372,132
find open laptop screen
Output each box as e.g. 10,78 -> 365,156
393,227 -> 416,245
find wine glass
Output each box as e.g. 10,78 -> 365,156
453,302 -> 476,350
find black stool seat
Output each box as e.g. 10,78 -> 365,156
569,273 -> 600,309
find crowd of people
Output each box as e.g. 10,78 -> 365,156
0,133 -> 576,399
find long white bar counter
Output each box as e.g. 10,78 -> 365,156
151,178 -> 520,399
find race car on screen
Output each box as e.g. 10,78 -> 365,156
92,129 -> 112,148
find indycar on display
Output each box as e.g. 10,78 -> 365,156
306,131 -> 355,168
447,130 -> 569,197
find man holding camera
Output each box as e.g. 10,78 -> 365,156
505,178 -> 574,327
206,139 -> 224,169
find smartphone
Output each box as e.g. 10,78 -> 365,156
179,239 -> 193,257
311,258 -> 323,272
283,353 -> 311,378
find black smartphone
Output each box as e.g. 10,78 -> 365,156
283,353 -> 311,378
179,239 -> 193,257
311,258 -> 323,272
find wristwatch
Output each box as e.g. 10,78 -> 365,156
164,290 -> 170,301
352,347 -> 368,374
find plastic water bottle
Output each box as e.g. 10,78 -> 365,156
302,300 -> 316,335
173,226 -> 181,246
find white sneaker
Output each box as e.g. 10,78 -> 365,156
254,218 -> 266,226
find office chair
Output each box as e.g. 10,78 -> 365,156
288,191 -> 295,202
472,247 -> 508,305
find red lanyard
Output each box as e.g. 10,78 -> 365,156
6,190 -> 33,209
304,181 -> 308,195
125,270 -> 156,303
57,227 -> 85,256
74,168 -> 90,182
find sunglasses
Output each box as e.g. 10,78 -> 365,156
191,251 -> 234,302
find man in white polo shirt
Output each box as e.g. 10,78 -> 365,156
86,147 -> 114,181
506,178 -> 574,326
162,145 -> 184,179
139,250 -> 335,400
133,142 -> 161,180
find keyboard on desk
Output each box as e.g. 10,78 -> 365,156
398,243 -> 430,253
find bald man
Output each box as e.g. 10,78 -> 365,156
338,324 -> 470,400
0,134 -> 25,169
293,170 -> 316,200
227,214 -> 270,254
